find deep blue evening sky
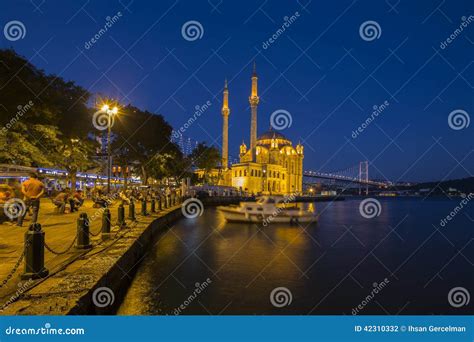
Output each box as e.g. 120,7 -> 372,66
1,0 -> 473,182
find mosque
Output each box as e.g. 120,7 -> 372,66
197,63 -> 304,195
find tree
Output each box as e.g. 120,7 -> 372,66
190,143 -> 221,184
0,49 -> 94,171
109,104 -> 175,184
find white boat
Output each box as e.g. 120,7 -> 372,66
218,196 -> 316,224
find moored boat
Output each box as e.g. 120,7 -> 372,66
217,196 -> 316,224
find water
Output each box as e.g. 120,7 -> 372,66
118,198 -> 473,315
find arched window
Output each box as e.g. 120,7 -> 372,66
239,170 -> 242,177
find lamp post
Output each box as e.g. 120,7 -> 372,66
101,104 -> 119,194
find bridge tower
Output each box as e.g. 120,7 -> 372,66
359,161 -> 369,195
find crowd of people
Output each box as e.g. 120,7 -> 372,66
0,172 -> 181,227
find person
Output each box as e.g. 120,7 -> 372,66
70,189 -> 84,212
17,173 -> 44,227
52,188 -> 69,214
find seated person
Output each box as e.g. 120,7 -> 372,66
69,189 -> 84,212
53,189 -> 70,214
92,189 -> 108,208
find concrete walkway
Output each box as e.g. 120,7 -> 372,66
0,198 -> 170,306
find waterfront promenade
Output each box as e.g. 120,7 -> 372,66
0,198 -> 182,314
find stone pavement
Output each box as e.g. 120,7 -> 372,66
0,197 -> 171,308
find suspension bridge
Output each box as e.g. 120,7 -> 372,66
303,161 -> 388,194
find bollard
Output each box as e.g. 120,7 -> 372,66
76,213 -> 92,249
158,197 -> 162,211
101,208 -> 111,240
141,198 -> 147,216
117,203 -> 126,228
151,198 -> 156,213
22,223 -> 49,280
129,200 -> 136,221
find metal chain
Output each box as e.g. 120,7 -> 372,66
88,228 -> 102,237
44,236 -> 77,255
0,241 -> 29,289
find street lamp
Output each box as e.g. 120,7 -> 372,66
101,103 -> 119,194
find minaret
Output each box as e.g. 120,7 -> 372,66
221,78 -> 230,169
249,62 -> 259,155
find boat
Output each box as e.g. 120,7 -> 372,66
217,196 -> 316,224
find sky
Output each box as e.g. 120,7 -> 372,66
1,0 -> 473,182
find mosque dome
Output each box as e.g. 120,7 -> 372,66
256,129 -> 292,147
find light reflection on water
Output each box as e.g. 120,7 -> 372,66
118,198 -> 473,315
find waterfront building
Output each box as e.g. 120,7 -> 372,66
196,64 -> 304,195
